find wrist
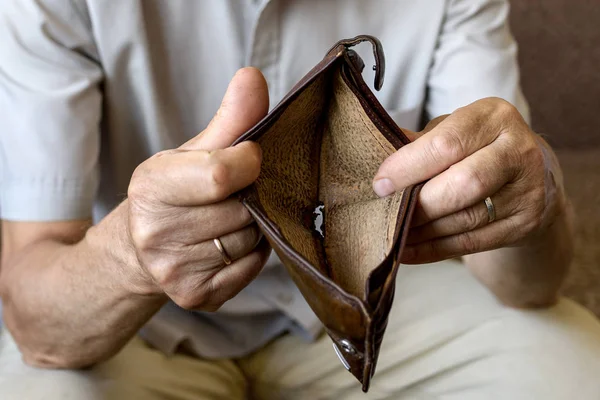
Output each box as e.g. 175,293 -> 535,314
85,201 -> 164,297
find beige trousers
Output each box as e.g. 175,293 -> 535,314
2,260 -> 600,400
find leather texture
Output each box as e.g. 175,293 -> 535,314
234,35 -> 422,392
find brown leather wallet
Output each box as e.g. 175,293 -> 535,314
234,35 -> 422,392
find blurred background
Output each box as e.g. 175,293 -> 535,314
510,0 -> 600,317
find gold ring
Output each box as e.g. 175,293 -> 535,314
484,197 -> 496,223
213,238 -> 232,266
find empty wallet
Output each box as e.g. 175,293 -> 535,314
233,35 -> 422,392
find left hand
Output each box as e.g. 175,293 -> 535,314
373,97 -> 566,264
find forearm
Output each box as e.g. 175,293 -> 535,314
464,200 -> 574,308
0,202 -> 166,368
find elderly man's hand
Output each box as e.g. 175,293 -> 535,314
374,98 -> 567,265
126,68 -> 271,311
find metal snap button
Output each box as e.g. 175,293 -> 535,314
332,343 -> 351,371
339,339 -> 357,355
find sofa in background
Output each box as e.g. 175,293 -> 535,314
510,1 -> 600,317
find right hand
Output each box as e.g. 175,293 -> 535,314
126,68 -> 271,311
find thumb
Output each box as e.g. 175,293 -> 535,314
180,67 -> 269,151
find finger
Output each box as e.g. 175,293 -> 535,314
373,107 -> 501,197
137,141 -> 262,206
143,198 -> 254,245
200,238 -> 271,311
401,217 -> 524,264
407,190 -> 514,245
195,223 -> 263,269
180,67 -> 269,151
411,139 -> 516,226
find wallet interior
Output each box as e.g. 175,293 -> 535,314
254,64 -> 404,300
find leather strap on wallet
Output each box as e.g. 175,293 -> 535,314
233,35 -> 422,392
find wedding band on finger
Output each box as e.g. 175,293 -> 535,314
213,237 -> 232,266
484,196 -> 496,223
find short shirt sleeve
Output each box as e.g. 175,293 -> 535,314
426,0 -> 531,123
0,0 -> 103,221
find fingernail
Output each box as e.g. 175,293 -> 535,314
373,178 -> 395,197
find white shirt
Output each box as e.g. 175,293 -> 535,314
0,0 -> 528,357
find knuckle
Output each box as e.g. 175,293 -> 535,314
128,152 -> 177,203
525,141 -> 546,171
169,280 -> 211,310
500,138 -> 526,175
480,97 -> 522,137
457,232 -> 478,254
506,217 -> 526,244
206,161 -> 231,199
22,348 -> 87,369
129,221 -> 155,250
519,200 -> 546,235
236,225 -> 261,251
514,211 -> 538,238
128,166 -> 148,201
510,139 -> 545,185
249,224 -> 261,243
154,149 -> 177,158
492,97 -> 518,115
169,273 -> 230,311
22,352 -> 63,368
206,286 -> 241,311
178,285 -> 223,311
530,201 -> 547,230
171,293 -> 202,310
226,234 -> 246,257
478,97 -> 518,119
531,184 -> 547,209
453,168 -> 487,199
128,208 -> 165,253
128,155 -> 169,203
236,203 -> 253,225
461,206 -> 483,231
248,248 -> 268,270
145,258 -> 174,285
430,131 -> 465,162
